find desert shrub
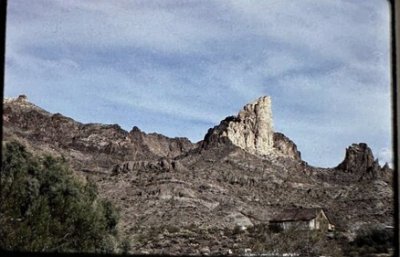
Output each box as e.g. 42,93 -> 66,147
165,225 -> 180,234
343,226 -> 394,257
207,226 -> 219,235
0,141 -> 119,253
119,237 -> 131,254
354,226 -> 393,249
187,223 -> 199,232
245,224 -> 343,257
232,224 -> 245,235
268,222 -> 283,233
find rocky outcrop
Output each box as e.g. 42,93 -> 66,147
129,126 -> 194,159
112,158 -> 186,174
336,143 -> 387,180
203,96 -> 274,155
273,132 -> 301,160
202,116 -> 239,148
203,96 -> 302,160
225,96 -> 274,155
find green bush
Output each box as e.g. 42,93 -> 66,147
244,224 -> 343,257
343,226 -> 394,256
354,226 -> 393,249
0,141 -> 119,253
165,225 -> 180,234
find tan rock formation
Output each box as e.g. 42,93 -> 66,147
222,96 -> 274,155
203,96 -> 303,160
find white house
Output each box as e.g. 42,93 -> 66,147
269,208 -> 335,232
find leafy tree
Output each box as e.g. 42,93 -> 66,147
0,141 -> 119,253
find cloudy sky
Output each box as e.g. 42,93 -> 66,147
5,0 -> 392,167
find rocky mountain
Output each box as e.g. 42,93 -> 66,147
2,95 -> 393,255
3,95 -> 195,173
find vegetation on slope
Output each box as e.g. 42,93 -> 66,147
0,141 -> 120,253
342,225 -> 394,257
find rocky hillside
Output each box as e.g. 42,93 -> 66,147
3,95 -> 195,173
2,95 -> 393,255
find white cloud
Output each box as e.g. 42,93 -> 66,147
7,0 -> 228,55
225,0 -> 389,65
5,0 -> 392,167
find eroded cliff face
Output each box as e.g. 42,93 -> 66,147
203,96 -> 300,160
224,96 -> 274,155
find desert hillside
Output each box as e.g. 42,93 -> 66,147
2,95 -> 393,256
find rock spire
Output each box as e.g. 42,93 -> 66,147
203,96 -> 277,156
225,96 -> 274,155
336,143 -> 378,173
335,143 -> 392,180
202,96 -> 302,159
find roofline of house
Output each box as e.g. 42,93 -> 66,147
269,218 -> 314,223
269,208 -> 336,225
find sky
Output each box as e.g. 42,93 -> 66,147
5,0 -> 392,168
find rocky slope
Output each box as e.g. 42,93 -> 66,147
2,95 -> 394,255
3,95 -> 195,173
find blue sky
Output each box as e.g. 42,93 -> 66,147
5,0 -> 392,168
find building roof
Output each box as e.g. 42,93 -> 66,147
269,208 -> 327,223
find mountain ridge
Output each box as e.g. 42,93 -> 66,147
2,95 -> 393,255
